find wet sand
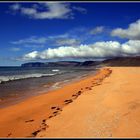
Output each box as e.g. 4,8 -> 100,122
37,67 -> 140,138
0,67 -> 111,138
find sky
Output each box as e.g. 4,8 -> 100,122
0,2 -> 140,66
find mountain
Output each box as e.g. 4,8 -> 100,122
45,61 -> 81,67
21,62 -> 46,67
79,61 -> 101,66
102,56 -> 140,66
21,57 -> 140,68
21,61 -> 99,67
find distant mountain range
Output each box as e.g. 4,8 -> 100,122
21,56 -> 140,67
21,61 -> 100,67
102,56 -> 140,66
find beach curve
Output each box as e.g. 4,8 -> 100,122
37,67 -> 140,138
0,67 -> 111,138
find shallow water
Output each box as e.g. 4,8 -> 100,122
0,66 -> 98,108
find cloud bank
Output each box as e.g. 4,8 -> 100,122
11,36 -> 47,45
10,19 -> 140,61
56,38 -> 80,46
90,26 -> 104,35
111,19 -> 140,40
10,2 -> 87,19
22,40 -> 140,61
11,35 -> 81,48
10,47 -> 21,52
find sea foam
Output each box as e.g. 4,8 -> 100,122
0,73 -> 57,84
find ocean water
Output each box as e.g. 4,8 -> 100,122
0,66 -> 98,107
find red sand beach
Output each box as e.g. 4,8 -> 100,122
0,67 -> 140,138
0,68 -> 110,137
37,67 -> 140,138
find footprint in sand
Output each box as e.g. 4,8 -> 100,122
58,107 -> 62,111
32,130 -> 41,136
77,91 -> 82,94
41,119 -> 48,129
48,115 -> 53,118
64,99 -> 73,104
7,133 -> 12,137
85,87 -> 92,90
89,87 -> 92,90
31,119 -> 49,136
72,94 -> 78,100
25,119 -> 34,123
128,101 -> 140,110
53,111 -> 58,114
72,94 -> 77,97
71,91 -> 82,99
49,106 -> 63,119
41,127 -> 46,130
42,119 -> 46,123
56,107 -> 61,110
51,106 -> 62,111
95,83 -> 101,86
51,106 -> 57,109
123,112 -> 130,116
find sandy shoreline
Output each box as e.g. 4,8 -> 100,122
0,67 -> 139,138
37,67 -> 140,138
0,68 -> 97,109
0,67 -> 110,138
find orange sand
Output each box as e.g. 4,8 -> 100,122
0,68 -> 111,138
37,67 -> 140,138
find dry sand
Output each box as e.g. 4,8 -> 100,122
37,67 -> 140,138
0,67 -> 140,138
0,67 -> 111,138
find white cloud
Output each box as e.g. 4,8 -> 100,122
122,40 -> 140,55
23,44 -> 45,48
111,19 -> 140,40
56,38 -> 80,46
10,2 -> 86,20
72,6 -> 87,14
10,47 -> 21,51
10,3 -> 21,10
90,26 -> 104,35
24,51 -> 38,60
11,36 -> 47,45
21,40 -> 140,61
11,34 -> 81,47
21,7 -> 37,16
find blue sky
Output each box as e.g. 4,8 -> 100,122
0,2 -> 140,66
